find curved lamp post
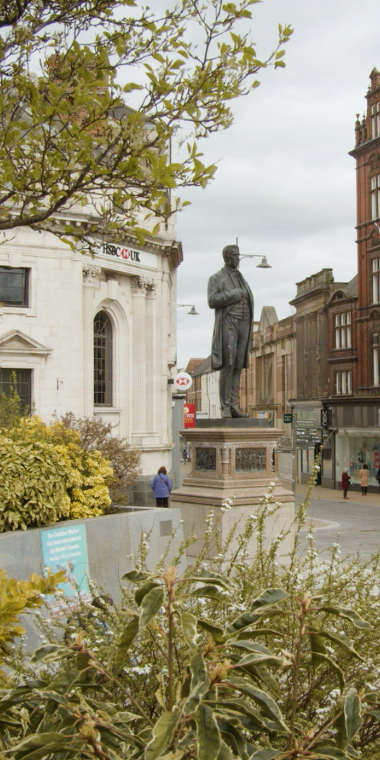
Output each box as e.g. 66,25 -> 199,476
177,304 -> 199,315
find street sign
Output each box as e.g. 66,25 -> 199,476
283,413 -> 292,423
173,371 -> 192,390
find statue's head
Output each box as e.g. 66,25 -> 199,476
222,244 -> 240,269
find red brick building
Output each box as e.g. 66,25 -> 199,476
326,68 -> 380,488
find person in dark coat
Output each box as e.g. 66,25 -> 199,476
208,244 -> 254,418
376,467 -> 380,493
150,466 -> 172,508
341,468 -> 351,499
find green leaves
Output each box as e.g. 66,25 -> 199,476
140,587 -> 164,627
319,606 -> 371,630
145,707 -> 181,760
0,0 -> 293,244
344,690 -> 362,743
225,676 -> 289,733
115,616 -> 139,667
194,703 -> 221,760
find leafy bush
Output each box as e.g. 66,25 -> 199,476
0,434 -> 73,531
0,568 -> 65,682
0,563 -> 379,759
58,413 -> 141,503
0,476 -> 378,756
3,471 -> 380,757
0,417 -> 114,529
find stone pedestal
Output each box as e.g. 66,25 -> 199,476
170,422 -> 295,564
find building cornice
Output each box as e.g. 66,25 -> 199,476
349,134 -> 380,158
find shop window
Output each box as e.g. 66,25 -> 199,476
0,267 -> 29,307
335,370 -> 352,395
371,176 -> 380,220
372,102 -> 380,139
0,369 -> 32,412
94,311 -> 112,406
334,312 -> 351,349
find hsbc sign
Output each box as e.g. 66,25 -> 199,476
173,372 -> 192,390
98,242 -> 157,269
103,243 -> 141,262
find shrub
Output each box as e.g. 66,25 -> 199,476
1,563 -> 379,759
0,435 -> 73,530
0,568 -> 65,682
58,413 -> 141,503
4,471 -> 380,757
0,417 -> 114,528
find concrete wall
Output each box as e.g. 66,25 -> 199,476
0,508 -> 185,648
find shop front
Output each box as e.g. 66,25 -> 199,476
335,429 -> 380,489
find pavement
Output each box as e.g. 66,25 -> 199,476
283,480 -> 380,560
179,462 -> 380,560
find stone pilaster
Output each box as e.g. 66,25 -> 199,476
131,276 -> 156,436
145,280 -> 157,435
82,264 -> 102,416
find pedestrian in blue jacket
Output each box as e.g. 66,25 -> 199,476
150,466 -> 172,508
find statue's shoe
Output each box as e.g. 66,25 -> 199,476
231,407 -> 249,418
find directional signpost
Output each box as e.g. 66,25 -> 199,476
296,420 -> 321,449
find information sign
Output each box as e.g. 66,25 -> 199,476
283,413 -> 292,423
41,524 -> 91,612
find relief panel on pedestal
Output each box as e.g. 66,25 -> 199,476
235,447 -> 266,472
195,447 -> 217,471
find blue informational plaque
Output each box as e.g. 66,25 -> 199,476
41,524 -> 91,612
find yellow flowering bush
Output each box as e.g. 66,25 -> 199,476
1,417 -> 114,528
0,435 -> 73,531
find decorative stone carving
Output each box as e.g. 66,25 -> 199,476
82,264 -> 101,284
195,447 -> 217,471
131,276 -> 157,293
370,153 -> 380,172
221,444 -> 230,475
235,447 -> 266,472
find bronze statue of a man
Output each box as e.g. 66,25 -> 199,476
208,244 -> 254,418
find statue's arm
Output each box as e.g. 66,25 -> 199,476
208,276 -> 243,309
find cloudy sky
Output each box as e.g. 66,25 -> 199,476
175,0 -> 379,368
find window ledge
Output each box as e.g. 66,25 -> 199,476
0,307 -> 36,317
93,407 -> 121,414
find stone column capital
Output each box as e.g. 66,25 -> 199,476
82,264 -> 101,285
131,276 -> 157,294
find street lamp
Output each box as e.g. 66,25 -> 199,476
239,254 -> 272,268
177,304 -> 199,315
234,238 -> 272,268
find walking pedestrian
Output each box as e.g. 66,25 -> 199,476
377,467 -> 380,493
341,468 -> 351,500
150,466 -> 172,508
359,463 -> 369,495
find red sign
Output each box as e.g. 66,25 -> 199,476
183,403 -> 195,429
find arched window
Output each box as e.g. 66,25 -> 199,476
94,311 -> 112,406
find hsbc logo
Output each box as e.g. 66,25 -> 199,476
173,372 -> 192,390
102,243 -> 141,263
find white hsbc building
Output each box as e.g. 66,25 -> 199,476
0,221 -> 182,504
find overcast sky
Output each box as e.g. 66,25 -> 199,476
175,0 -> 379,368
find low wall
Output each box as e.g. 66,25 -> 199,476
0,507 -> 185,648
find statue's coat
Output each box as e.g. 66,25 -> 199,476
207,265 -> 254,370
